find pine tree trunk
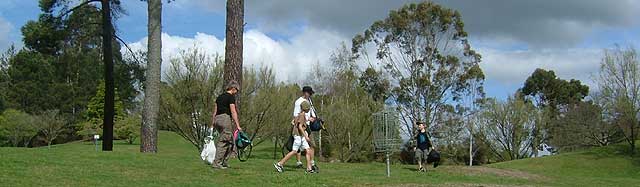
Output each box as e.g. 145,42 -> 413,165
101,0 -> 114,151
224,0 -> 244,103
141,0 -> 162,153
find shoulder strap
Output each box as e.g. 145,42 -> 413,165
308,97 -> 318,118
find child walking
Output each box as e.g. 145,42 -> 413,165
274,101 -> 317,173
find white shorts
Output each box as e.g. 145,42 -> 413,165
292,135 -> 310,151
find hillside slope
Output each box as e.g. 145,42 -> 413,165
490,143 -> 640,187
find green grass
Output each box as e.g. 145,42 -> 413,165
0,131 -> 637,187
490,142 -> 640,187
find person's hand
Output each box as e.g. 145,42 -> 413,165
309,117 -> 316,122
305,137 -> 311,142
236,126 -> 242,131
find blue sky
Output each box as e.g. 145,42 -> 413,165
1,0 -> 639,100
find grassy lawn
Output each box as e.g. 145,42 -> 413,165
490,142 -> 640,187
0,131 -> 637,187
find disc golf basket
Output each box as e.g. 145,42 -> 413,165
373,109 -> 402,177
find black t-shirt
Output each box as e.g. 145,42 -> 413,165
215,92 -> 236,116
416,131 -> 431,150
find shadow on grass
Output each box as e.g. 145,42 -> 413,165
402,165 -> 433,173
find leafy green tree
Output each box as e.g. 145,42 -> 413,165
86,81 -> 125,124
5,0 -> 142,121
160,48 -> 224,151
80,81 -> 125,139
522,68 -> 589,109
304,45 -> 385,162
322,71 -> 383,162
116,114 -> 141,144
478,96 -> 536,161
239,66 -> 291,147
595,46 -> 640,155
595,45 -> 640,155
4,51 -> 56,113
521,68 -> 589,155
359,67 -> 390,102
351,1 -> 484,138
0,109 -> 39,147
38,0 -> 130,151
550,101 -> 621,152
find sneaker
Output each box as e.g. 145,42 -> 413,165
305,169 -> 316,174
212,163 -> 227,170
296,162 -> 304,169
273,163 -> 283,173
311,164 -> 319,173
221,162 -> 229,168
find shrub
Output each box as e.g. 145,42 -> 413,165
115,114 -> 141,144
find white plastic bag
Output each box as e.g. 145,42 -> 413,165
201,134 -> 216,164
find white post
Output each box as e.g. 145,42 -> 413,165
469,119 -> 473,166
319,100 -> 323,158
94,134 -> 100,152
319,130 -> 322,158
469,131 -> 473,166
348,131 -> 352,151
386,152 -> 391,177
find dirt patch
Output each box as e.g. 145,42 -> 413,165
446,166 -> 547,181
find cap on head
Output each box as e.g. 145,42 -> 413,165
226,80 -> 240,91
300,100 -> 311,111
302,86 -> 315,95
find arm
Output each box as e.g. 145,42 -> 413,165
412,133 -> 419,150
299,123 -> 311,142
210,104 -> 217,129
230,104 -> 241,131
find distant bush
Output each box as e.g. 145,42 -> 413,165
36,110 -> 69,148
115,114 -> 141,144
0,109 -> 39,147
77,121 -> 102,140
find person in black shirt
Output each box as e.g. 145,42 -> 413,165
414,121 -> 433,172
210,80 -> 242,169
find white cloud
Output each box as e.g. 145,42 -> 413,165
0,16 -> 13,51
125,26 -> 608,98
479,47 -> 602,90
125,28 -> 347,83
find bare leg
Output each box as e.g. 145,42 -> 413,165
278,151 -> 299,166
305,148 -> 314,170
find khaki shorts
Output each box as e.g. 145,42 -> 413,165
415,148 -> 431,162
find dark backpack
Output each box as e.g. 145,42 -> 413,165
309,119 -> 324,132
427,149 -> 441,168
